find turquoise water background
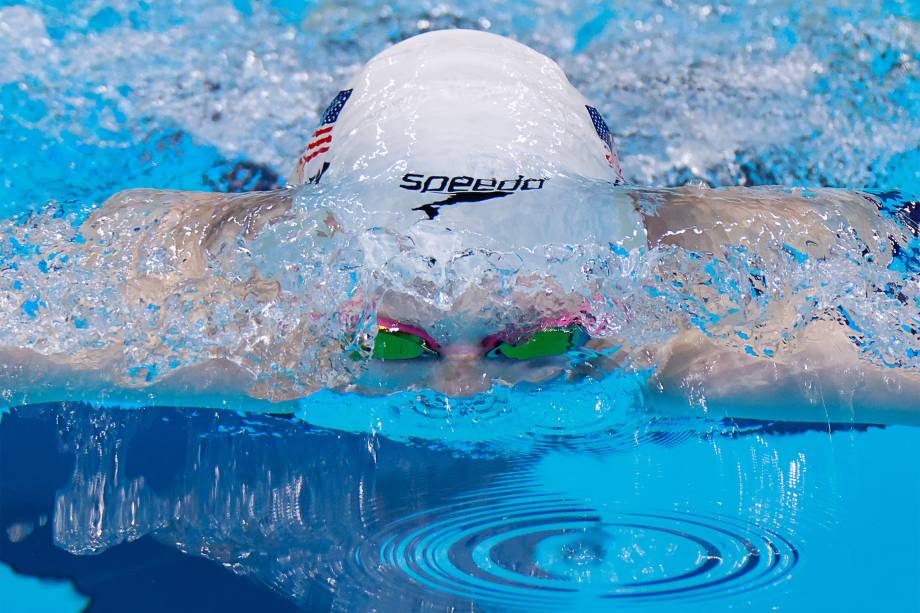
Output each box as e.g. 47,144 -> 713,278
1,1 -> 919,611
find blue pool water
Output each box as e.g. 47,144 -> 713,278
1,1 -> 919,611
2,405 -> 919,611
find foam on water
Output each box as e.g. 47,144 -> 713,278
1,1 -> 918,419
1,179 -> 918,414
0,0 -> 920,612
1,2 -> 918,610
1,0 -> 917,214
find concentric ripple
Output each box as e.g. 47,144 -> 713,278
354,487 -> 797,609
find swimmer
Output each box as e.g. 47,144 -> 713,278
1,29 -> 919,423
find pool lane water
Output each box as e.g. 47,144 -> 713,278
1,404 -> 917,611
2,1 -> 919,611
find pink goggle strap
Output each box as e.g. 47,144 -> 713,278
376,315 -> 442,351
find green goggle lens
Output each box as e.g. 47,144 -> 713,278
489,325 -> 589,360
372,329 -> 437,360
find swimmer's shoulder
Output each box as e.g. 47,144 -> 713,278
96,187 -> 294,216
641,322 -> 920,425
88,187 -> 296,237
638,185 -> 906,263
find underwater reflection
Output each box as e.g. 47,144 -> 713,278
1,403 -> 917,611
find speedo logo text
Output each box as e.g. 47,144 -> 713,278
399,173 -> 546,194
399,173 -> 547,219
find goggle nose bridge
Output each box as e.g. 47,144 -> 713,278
371,317 -> 588,361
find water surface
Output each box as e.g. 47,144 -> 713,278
1,1 -> 918,611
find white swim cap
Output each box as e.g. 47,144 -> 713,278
293,29 -> 624,194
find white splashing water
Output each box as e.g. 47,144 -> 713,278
0,1 -> 918,407
0,0 -> 917,200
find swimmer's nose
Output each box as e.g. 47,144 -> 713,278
438,343 -> 483,360
433,348 -> 491,397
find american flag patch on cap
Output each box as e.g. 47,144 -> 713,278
297,88 -> 353,183
586,105 -> 624,183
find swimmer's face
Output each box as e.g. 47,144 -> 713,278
353,289 -> 602,397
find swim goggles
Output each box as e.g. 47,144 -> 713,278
371,316 -> 590,361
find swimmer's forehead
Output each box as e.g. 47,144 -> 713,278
377,288 -> 494,337
376,284 -> 591,341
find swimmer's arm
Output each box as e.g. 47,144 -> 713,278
85,187 -> 299,247
640,323 -> 920,426
83,187 -> 339,284
0,347 -> 302,413
0,187 -> 338,410
638,186 -> 910,263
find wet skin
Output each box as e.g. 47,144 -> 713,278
2,185 -> 919,424
349,187 -> 920,418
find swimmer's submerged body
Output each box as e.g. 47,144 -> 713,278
2,30 -> 919,423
